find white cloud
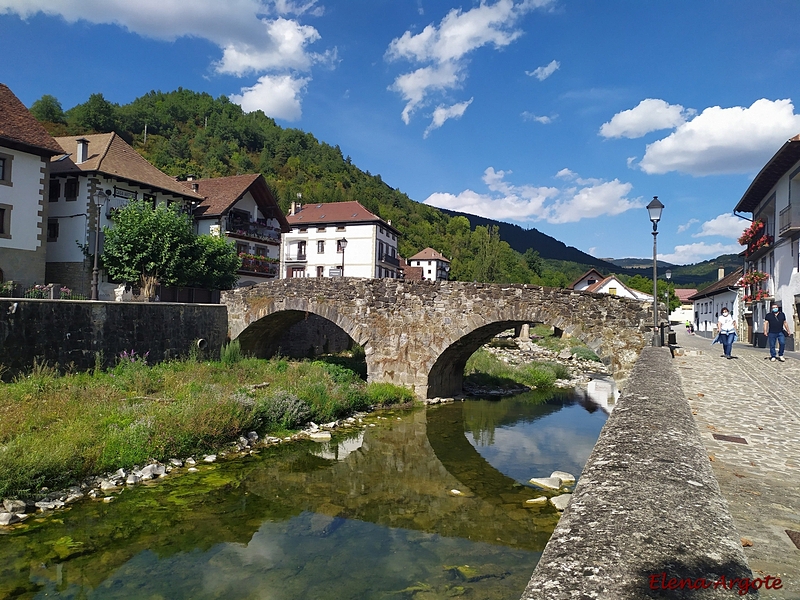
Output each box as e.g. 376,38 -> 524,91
600,99 -> 694,139
424,99 -> 473,138
385,0 -> 553,125
639,98 -> 800,175
526,59 -> 559,81
424,167 -> 641,224
692,213 -> 746,239
676,218 -> 699,234
658,242 -> 742,265
522,112 -> 556,124
0,0 -> 328,118
229,74 -> 308,121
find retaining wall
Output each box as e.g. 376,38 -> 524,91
522,347 -> 754,599
0,299 -> 227,376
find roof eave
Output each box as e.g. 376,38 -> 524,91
735,135 -> 800,214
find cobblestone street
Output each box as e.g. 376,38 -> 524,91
673,329 -> 800,598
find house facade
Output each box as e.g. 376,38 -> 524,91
407,247 -> 450,281
46,133 -> 204,297
570,268 -> 653,301
282,201 -> 400,279
187,174 -> 289,287
670,288 -> 698,325
688,269 -> 743,339
733,133 -> 800,349
0,84 -> 64,287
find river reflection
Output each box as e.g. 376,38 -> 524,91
0,389 -> 607,600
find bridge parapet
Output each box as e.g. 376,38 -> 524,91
223,279 -> 653,398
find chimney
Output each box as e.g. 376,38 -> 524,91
76,138 -> 89,164
290,201 -> 296,216
191,183 -> 199,193
186,174 -> 196,181
718,267 -> 725,281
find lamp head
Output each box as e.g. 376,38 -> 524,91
646,196 -> 664,224
665,269 -> 672,280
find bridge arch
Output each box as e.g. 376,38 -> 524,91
223,279 -> 651,399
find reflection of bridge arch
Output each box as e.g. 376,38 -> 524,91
224,279 -> 650,398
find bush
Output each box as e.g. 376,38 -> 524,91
255,391 -> 311,429
365,382 -> 415,406
571,346 -> 601,362
220,339 -> 243,365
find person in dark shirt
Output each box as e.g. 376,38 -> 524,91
763,302 -> 792,362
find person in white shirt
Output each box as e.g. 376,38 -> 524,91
716,307 -> 736,359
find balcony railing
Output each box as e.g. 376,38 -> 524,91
779,203 -> 800,237
379,252 -> 400,267
226,221 -> 282,243
284,252 -> 307,263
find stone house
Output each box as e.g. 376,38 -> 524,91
407,247 -> 450,281
733,133 -> 800,349
688,268 -> 743,339
46,133 -> 204,297
282,201 -> 400,279
0,84 -> 64,287
185,174 -> 290,287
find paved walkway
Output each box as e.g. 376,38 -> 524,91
672,328 -> 800,598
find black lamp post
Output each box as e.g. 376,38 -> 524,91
90,189 -> 110,301
339,237 -> 347,277
647,196 -> 664,346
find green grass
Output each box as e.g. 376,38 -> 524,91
463,348 -> 572,391
0,355 -> 412,499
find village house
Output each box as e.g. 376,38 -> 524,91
282,201 -> 400,279
407,247 -> 450,281
670,288 -> 698,325
0,84 -> 64,287
688,268 -> 743,339
185,174 -> 289,287
733,133 -> 800,349
46,133 -> 204,297
569,268 -> 653,301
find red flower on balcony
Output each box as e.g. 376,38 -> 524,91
738,220 -> 764,246
238,252 -> 278,274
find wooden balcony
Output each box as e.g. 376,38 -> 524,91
779,203 -> 800,237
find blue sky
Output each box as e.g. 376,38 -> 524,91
2,0 -> 800,264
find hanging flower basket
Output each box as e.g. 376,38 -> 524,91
739,270 -> 769,286
738,220 -> 764,246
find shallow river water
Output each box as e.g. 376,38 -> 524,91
0,388 -> 609,600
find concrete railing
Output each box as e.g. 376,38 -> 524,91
522,347 -> 755,599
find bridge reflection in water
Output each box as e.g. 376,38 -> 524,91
1,392 -> 608,600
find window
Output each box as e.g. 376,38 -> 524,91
0,204 -> 11,238
608,287 -> 617,295
49,180 -> 60,202
299,227 -> 308,233
336,226 -> 345,232
255,246 -> 267,257
0,153 -> 12,187
317,240 -> 325,253
236,242 -> 248,254
65,179 -> 79,201
297,241 -> 307,258
317,226 -> 326,232
47,219 -> 59,242
316,266 -> 324,278
291,267 -> 305,278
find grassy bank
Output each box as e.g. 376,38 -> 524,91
464,348 -> 572,391
0,353 -> 413,499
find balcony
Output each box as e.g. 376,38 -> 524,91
226,220 -> 282,244
779,203 -> 800,237
239,254 -> 279,277
379,252 -> 400,267
284,252 -> 307,263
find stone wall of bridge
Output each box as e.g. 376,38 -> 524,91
223,279 -> 653,398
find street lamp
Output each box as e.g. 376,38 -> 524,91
90,189 -> 111,301
338,237 -> 347,277
647,196 -> 664,346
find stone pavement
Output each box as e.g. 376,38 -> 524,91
673,328 -> 800,599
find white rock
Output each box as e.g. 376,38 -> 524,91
188,467 -> 199,473
0,512 -> 20,525
550,493 -> 572,511
550,471 -> 576,485
309,431 -> 332,441
524,497 -> 549,507
126,474 -> 141,485
449,489 -> 462,496
529,477 -> 562,490
185,457 -> 197,466
3,499 -> 26,513
100,479 -> 118,491
35,500 -> 64,511
203,455 -> 217,463
103,497 -> 114,503
247,431 -> 259,442
169,458 -> 183,467
308,422 -> 319,432
65,492 -> 84,504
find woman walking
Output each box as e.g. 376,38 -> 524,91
716,307 -> 737,359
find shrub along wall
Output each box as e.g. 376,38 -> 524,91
0,299 -> 227,377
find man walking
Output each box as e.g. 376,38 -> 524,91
764,302 -> 792,361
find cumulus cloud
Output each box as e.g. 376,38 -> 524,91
0,0 -> 328,119
229,74 -> 309,121
692,213 -> 746,239
424,167 -> 641,224
676,218 -> 699,234
386,0 -> 553,127
659,242 -> 742,265
526,59 -> 559,81
600,99 -> 694,139
639,98 -> 800,175
424,99 -> 473,138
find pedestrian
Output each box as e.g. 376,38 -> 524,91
685,320 -> 691,333
714,307 -> 736,359
764,302 -> 792,362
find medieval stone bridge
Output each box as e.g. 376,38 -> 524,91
222,279 -> 652,399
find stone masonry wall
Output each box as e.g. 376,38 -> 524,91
0,299 -> 227,377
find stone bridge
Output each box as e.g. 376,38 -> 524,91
222,279 -> 653,398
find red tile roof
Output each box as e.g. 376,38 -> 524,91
408,247 -> 450,262
287,201 -> 398,234
187,173 -> 290,230
688,268 -> 743,301
51,133 -> 203,200
0,83 -> 63,155
675,289 -> 698,302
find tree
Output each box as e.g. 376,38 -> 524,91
68,93 -> 118,133
188,234 -> 240,290
522,248 -> 543,277
30,94 -> 66,124
103,201 -> 199,299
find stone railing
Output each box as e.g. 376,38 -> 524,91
521,347 -> 753,599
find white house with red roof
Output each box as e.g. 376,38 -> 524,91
282,201 -> 400,279
407,247 -> 450,281
46,133 -> 204,296
0,84 -> 64,287
187,173 -> 289,287
569,268 -> 652,301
